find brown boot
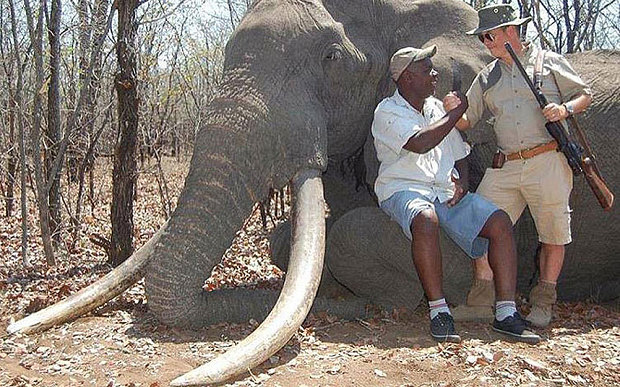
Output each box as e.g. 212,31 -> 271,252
452,279 -> 495,322
526,281 -> 557,328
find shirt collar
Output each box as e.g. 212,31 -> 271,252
501,41 -> 535,69
392,89 -> 426,114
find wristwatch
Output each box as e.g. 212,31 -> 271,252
563,102 -> 575,116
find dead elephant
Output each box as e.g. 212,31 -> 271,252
8,0 -> 619,386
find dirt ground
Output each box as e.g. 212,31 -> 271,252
1,158 -> 619,387
1,294 -> 619,387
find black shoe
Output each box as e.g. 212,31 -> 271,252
493,312 -> 541,344
430,312 -> 461,343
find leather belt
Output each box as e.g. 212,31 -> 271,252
505,140 -> 558,161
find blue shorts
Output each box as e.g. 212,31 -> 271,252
380,191 -> 499,258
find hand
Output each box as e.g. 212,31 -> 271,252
452,91 -> 468,116
443,91 -> 468,114
447,171 -> 468,208
443,92 -> 461,111
542,102 -> 568,122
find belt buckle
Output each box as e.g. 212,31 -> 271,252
518,149 -> 525,160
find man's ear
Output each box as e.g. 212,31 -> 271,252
506,25 -> 519,39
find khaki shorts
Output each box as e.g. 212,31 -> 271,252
476,150 -> 573,245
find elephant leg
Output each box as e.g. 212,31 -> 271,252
326,207 -> 474,311
270,163 -> 376,299
270,220 -> 355,299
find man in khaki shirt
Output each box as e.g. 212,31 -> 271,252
444,4 -> 592,327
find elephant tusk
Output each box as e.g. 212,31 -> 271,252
6,223 -> 168,335
170,169 -> 326,386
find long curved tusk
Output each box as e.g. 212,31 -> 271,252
170,169 -> 325,386
6,224 -> 167,335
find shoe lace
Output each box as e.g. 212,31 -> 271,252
436,312 -> 452,326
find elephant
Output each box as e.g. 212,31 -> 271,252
7,0 -> 619,385
316,48 -> 620,310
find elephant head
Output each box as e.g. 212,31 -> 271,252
8,0 -> 492,385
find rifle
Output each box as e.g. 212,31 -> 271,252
504,42 -> 614,211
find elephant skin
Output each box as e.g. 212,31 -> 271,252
9,0 -> 619,385
269,10 -> 620,306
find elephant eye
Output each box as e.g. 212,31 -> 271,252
324,45 -> 343,61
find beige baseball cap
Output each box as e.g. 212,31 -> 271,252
389,45 -> 437,82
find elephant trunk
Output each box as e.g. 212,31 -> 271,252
170,169 -> 325,385
144,152 -> 263,327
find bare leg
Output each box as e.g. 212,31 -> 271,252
472,253 -> 494,281
477,210 -> 517,301
410,209 -> 443,301
539,243 -> 565,282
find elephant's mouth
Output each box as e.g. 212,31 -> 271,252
7,169 -> 329,386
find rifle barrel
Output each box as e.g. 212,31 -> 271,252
504,43 -> 548,108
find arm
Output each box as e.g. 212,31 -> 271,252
403,93 -> 468,154
543,53 -> 593,122
443,92 -> 476,131
453,157 -> 469,192
455,114 -> 472,130
542,93 -> 593,122
446,156 -> 469,207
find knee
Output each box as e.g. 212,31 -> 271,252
486,210 -> 513,237
411,209 -> 440,236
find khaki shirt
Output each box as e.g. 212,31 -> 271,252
465,43 -> 592,154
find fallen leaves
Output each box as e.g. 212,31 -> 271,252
374,368 -> 387,377
1,157 -> 620,386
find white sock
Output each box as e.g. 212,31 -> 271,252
495,300 -> 517,321
429,298 -> 451,320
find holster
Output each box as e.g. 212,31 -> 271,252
492,150 -> 506,169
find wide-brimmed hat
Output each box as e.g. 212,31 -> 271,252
466,4 -> 532,35
389,45 -> 437,81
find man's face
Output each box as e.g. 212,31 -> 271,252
402,58 -> 438,99
478,26 -> 512,58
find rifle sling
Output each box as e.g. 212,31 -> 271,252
535,49 -> 596,161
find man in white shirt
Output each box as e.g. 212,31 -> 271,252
372,45 -> 539,343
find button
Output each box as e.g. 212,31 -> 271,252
516,104 -> 519,108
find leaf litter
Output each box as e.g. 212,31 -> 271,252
1,157 -> 619,386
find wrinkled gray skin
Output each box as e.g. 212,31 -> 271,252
269,28 -> 620,309
145,0 -> 486,326
306,49 -> 620,309
8,3 -> 617,386
146,0 -> 619,329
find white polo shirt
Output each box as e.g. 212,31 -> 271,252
372,90 -> 470,204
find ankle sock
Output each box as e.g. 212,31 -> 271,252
429,298 -> 451,320
495,300 -> 517,321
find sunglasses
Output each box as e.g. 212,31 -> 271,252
478,32 -> 496,43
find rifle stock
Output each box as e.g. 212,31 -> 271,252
505,42 -> 614,211
582,157 -> 614,211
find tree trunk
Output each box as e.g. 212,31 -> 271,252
72,0 -> 112,231
68,0 -> 92,184
0,23 -> 18,218
8,0 -> 29,265
46,0 -> 62,246
5,98 -> 17,218
110,0 -> 139,266
24,0 -> 56,266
